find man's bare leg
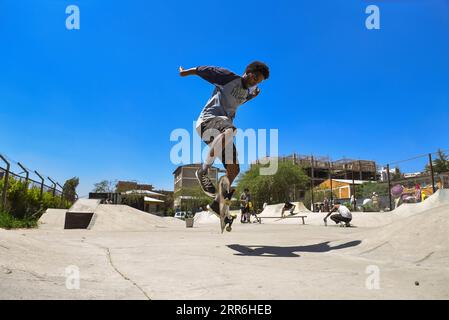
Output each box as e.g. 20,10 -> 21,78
197,128 -> 235,195
196,128 -> 235,197
207,130 -> 239,218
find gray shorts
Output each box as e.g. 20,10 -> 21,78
198,117 -> 238,167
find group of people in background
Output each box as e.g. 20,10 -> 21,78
239,188 -> 260,223
393,183 -> 430,208
238,188 -> 353,227
413,183 -> 428,203
238,178 -> 444,227
232,178 -> 445,228
193,178 -> 443,224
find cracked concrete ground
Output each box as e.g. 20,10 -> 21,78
1,208 -> 449,300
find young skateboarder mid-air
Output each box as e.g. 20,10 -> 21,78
179,62 -> 270,223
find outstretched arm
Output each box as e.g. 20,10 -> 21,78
180,65 -> 239,85
324,206 -> 337,221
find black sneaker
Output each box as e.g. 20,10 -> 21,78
224,216 -> 233,225
195,168 -> 216,197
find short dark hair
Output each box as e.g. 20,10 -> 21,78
335,201 -> 341,205
244,188 -> 249,192
245,61 -> 270,80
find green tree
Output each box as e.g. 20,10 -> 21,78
0,175 -> 71,228
236,161 -> 309,210
355,182 -> 389,198
162,191 -> 174,215
303,188 -> 338,212
92,180 -> 115,193
174,186 -> 211,214
4,177 -> 29,218
391,166 -> 403,181
63,177 -> 79,203
425,149 -> 449,174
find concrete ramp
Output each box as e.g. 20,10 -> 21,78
272,190 -> 449,227
259,203 -> 285,218
292,201 -> 311,213
64,199 -> 101,229
38,209 -> 67,230
392,189 -> 449,217
349,203 -> 449,266
68,199 -> 102,213
87,205 -> 183,231
40,200 -> 184,231
194,211 -> 220,225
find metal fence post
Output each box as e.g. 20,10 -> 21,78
358,160 -> 362,180
34,170 -> 45,200
386,164 -> 392,211
48,177 -> 57,197
0,155 -> 10,210
17,162 -> 29,189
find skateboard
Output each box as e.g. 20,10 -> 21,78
324,220 -> 355,228
218,176 -> 234,233
324,221 -> 356,228
339,222 -> 356,228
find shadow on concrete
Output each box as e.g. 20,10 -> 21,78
227,240 -> 362,258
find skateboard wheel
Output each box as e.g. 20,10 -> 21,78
226,226 -> 232,232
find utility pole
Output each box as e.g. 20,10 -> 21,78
429,153 -> 436,193
311,156 -> 315,211
352,167 -> 356,211
387,164 -> 392,211
329,162 -> 333,204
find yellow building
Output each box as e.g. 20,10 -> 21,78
316,179 -> 367,199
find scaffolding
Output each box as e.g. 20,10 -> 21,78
253,154 -> 378,185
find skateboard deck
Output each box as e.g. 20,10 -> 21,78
324,221 -> 356,228
218,175 -> 232,233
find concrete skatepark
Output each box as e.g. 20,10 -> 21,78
1,191 -> 448,300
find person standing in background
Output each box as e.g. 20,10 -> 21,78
415,184 -> 422,203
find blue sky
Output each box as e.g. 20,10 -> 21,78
1,0 -> 448,196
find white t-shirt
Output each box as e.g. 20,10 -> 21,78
337,205 -> 352,219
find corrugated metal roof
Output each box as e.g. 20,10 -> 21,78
144,196 -> 165,203
331,179 -> 369,185
122,190 -> 166,197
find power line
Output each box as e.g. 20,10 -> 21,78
387,153 -> 429,166
384,149 -> 449,167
